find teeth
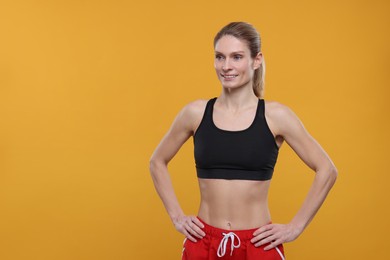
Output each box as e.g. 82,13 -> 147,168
223,75 -> 237,78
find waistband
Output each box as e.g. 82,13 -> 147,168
196,167 -> 274,181
197,216 -> 270,241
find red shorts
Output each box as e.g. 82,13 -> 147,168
182,217 -> 285,260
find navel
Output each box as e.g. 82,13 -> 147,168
226,222 -> 232,230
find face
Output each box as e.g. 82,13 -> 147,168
214,35 -> 262,91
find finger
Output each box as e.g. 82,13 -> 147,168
251,230 -> 274,243
186,223 -> 204,239
188,226 -> 204,239
183,229 -> 197,243
255,234 -> 277,247
190,217 -> 206,237
191,216 -> 205,229
264,239 -> 283,250
253,224 -> 274,236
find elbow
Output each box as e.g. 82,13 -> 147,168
149,156 -> 166,177
149,157 -> 158,176
327,165 -> 338,186
332,166 -> 338,178
149,158 -> 159,183
316,163 -> 338,186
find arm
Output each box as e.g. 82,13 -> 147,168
149,100 -> 206,242
252,103 -> 338,249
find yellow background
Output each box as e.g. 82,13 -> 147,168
0,0 -> 389,259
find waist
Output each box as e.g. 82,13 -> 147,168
197,216 -> 271,240
197,178 -> 271,229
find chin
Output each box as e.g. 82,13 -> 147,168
221,84 -> 243,91
221,80 -> 249,90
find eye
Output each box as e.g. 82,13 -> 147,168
233,55 -> 242,60
215,54 -> 224,61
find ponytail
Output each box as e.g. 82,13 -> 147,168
253,58 -> 265,98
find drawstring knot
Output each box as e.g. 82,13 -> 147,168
217,232 -> 241,257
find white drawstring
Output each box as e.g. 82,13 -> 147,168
199,230 -> 284,259
275,245 -> 285,260
217,232 -> 241,257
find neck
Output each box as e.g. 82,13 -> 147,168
218,85 -> 258,110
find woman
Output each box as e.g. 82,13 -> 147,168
149,22 -> 337,260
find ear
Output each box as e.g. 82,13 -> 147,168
253,52 -> 263,70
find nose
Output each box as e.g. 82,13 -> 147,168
222,58 -> 232,71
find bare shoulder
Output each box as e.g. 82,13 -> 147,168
179,99 -> 209,134
264,100 -> 294,118
182,99 -> 208,116
264,100 -> 303,136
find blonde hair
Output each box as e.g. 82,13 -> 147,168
214,22 -> 265,98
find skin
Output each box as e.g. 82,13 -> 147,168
149,35 -> 338,251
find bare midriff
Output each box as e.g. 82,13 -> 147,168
197,178 -> 271,230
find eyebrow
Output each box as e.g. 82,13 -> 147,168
215,51 -> 245,55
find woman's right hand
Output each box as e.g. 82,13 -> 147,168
173,215 -> 206,242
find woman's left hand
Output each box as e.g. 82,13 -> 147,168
250,223 -> 302,250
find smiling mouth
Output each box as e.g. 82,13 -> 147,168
221,74 -> 238,79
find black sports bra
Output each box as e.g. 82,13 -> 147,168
193,97 -> 279,181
